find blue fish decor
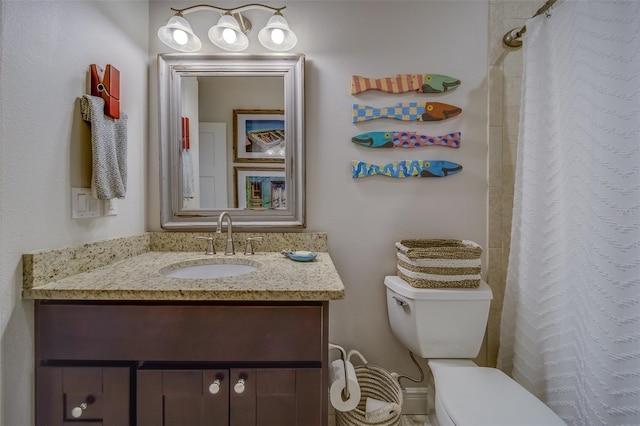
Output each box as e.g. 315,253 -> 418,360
352,160 -> 463,179
352,131 -> 461,149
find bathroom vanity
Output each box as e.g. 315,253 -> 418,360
36,300 -> 327,425
24,233 -> 344,426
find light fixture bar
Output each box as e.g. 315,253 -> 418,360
159,3 -> 296,52
170,3 -> 285,16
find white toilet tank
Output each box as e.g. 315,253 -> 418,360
384,276 -> 493,358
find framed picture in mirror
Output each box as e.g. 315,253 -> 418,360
233,109 -> 285,162
234,167 -> 286,210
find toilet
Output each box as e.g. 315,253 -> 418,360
384,275 -> 566,426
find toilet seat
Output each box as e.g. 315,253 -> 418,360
430,363 -> 566,426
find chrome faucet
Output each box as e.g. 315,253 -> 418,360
216,211 -> 235,255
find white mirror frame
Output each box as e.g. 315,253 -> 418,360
158,53 -> 305,230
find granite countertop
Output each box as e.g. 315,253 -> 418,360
23,251 -> 345,301
22,232 -> 345,302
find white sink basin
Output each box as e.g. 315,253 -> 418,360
163,260 -> 259,279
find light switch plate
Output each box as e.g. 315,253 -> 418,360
71,187 -> 101,219
104,198 -> 118,216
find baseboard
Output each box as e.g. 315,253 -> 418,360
401,386 -> 429,415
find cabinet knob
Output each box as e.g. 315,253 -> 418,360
234,378 -> 246,394
209,379 -> 221,395
71,395 -> 95,418
71,403 -> 87,418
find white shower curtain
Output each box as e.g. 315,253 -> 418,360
498,1 -> 640,425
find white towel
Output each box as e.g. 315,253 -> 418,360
80,95 -> 128,200
365,397 -> 401,423
182,149 -> 195,198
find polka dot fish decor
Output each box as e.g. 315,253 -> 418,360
351,131 -> 461,149
352,160 -> 462,178
352,102 -> 462,123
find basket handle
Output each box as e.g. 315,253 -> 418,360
346,349 -> 369,365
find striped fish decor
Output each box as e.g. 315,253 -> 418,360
352,131 -> 461,149
351,74 -> 461,95
352,102 -> 462,123
352,160 -> 462,178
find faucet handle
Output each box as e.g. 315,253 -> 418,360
244,236 -> 263,255
196,236 -> 216,255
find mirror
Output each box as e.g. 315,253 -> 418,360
158,53 -> 305,230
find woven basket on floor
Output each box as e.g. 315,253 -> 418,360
396,239 -> 482,288
335,352 -> 403,426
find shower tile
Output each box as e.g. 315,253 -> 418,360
503,133 -> 519,166
504,106 -> 521,137
505,76 -> 522,108
489,66 -> 504,127
489,1 -> 504,60
489,189 -> 503,248
503,0 -> 540,19
487,308 -> 502,367
489,127 -> 504,189
504,49 -> 523,78
502,165 -> 516,196
487,247 -> 506,367
502,194 -> 514,256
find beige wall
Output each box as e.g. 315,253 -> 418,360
0,1 -> 149,423
0,1 -> 544,422
486,0 -> 542,366
149,1 -> 490,380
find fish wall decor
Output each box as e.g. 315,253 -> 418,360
352,102 -> 462,123
352,160 -> 463,178
352,131 -> 461,149
351,74 -> 461,95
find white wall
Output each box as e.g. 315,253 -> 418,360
149,1 -> 489,377
0,1 -> 488,421
0,1 -> 149,423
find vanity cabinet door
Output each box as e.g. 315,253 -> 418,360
230,368 -> 322,426
36,366 -> 130,426
137,369 -> 229,426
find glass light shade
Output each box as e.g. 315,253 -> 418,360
208,14 -> 249,51
258,14 -> 297,51
157,15 -> 202,52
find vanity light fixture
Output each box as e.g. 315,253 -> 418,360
158,4 -> 297,52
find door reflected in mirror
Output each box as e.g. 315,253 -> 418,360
158,54 -> 305,230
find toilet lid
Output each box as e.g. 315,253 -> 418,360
435,367 -> 566,426
384,275 -> 493,300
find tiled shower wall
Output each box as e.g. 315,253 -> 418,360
486,0 -> 541,366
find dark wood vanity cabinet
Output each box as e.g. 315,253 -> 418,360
35,301 -> 328,426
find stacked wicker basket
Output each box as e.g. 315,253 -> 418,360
395,239 -> 482,288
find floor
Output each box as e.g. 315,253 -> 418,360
328,414 -> 431,426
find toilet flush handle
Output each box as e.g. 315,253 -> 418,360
392,296 -> 408,306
